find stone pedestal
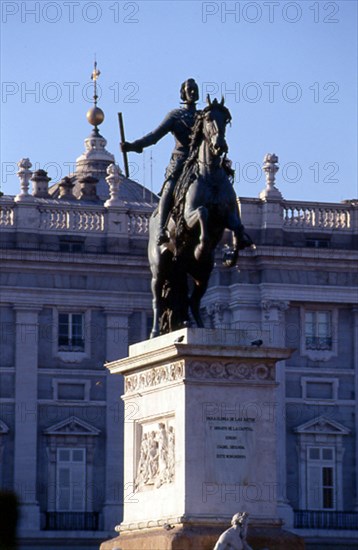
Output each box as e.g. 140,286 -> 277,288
101,328 -> 304,550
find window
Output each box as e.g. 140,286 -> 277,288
295,416 -> 349,511
58,313 -> 84,352
307,447 -> 335,509
305,311 -> 332,350
56,448 -> 86,511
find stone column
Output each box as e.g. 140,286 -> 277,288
261,300 -> 293,528
353,308 -> 358,511
13,305 -> 41,531
102,309 -> 130,531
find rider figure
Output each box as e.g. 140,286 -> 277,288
121,78 -> 200,245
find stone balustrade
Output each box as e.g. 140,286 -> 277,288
128,211 -> 151,235
0,203 -> 15,227
282,202 -> 352,231
0,196 -> 356,236
39,206 -> 106,232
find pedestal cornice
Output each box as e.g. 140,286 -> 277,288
105,328 -> 292,378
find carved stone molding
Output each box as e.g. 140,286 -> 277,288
261,300 -> 290,312
187,360 -> 274,382
206,302 -> 229,328
125,361 -> 184,394
261,299 -> 289,322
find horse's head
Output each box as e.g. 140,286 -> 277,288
202,96 -> 232,157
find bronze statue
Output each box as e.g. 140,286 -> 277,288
147,96 -> 253,337
121,78 -> 200,245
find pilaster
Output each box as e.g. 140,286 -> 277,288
102,309 -> 130,531
353,308 -> 358,511
261,300 -> 293,528
13,304 -> 42,531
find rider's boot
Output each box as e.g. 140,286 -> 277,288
156,184 -> 173,245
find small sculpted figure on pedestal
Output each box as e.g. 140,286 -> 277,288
213,512 -> 253,550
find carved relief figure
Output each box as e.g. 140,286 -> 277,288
135,421 -> 175,489
148,431 -> 159,481
167,425 -> 175,482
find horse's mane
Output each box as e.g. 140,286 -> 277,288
187,101 -> 232,168
174,101 -> 232,206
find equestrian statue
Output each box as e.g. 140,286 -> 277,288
121,81 -> 253,337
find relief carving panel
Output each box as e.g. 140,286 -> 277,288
135,418 -> 175,490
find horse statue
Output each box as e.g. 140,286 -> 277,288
148,96 -> 253,337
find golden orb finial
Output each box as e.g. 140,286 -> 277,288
86,106 -> 105,126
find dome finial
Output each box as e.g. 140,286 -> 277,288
86,56 -> 105,132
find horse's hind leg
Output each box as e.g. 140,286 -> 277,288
189,264 -> 212,328
189,283 -> 206,327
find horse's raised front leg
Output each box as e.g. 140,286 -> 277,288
224,209 -> 253,268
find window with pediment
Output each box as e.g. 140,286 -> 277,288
295,416 -> 349,511
44,417 -> 100,513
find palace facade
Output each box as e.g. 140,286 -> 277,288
0,119 -> 357,549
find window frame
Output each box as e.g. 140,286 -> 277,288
306,446 -> 336,510
52,309 -> 91,360
300,306 -> 338,361
58,313 -> 85,352
295,416 -> 349,512
56,447 -> 87,512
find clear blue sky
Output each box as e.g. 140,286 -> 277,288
1,0 -> 357,202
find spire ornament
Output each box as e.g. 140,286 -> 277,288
15,158 -> 33,202
260,153 -> 282,199
86,59 -> 105,132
